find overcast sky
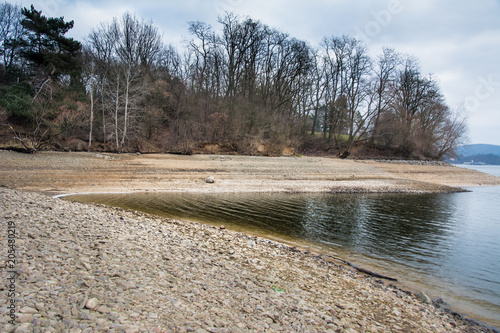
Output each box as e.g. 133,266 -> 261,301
21,0 -> 500,145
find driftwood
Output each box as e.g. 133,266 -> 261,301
346,262 -> 398,282
320,254 -> 398,282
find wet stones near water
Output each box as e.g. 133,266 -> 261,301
418,291 -> 432,304
0,188 -> 495,332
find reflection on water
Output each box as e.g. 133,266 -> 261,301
65,187 -> 500,329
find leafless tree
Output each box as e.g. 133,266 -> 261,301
85,12 -> 163,151
341,38 -> 372,156
432,105 -> 468,159
0,2 -> 24,73
390,57 -> 443,155
370,47 -> 401,144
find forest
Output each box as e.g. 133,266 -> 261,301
0,2 -> 468,158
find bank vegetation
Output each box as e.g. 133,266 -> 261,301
0,2 -> 467,158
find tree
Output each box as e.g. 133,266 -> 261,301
432,106 -> 468,159
81,46 -> 97,148
390,57 -> 443,155
370,47 -> 401,145
320,35 -> 374,156
19,5 -> 82,98
341,37 -> 372,157
0,2 -> 24,81
308,50 -> 328,135
1,4 -> 84,152
85,12 -> 164,151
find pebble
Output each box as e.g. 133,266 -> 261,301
0,188 -> 494,332
85,298 -> 99,310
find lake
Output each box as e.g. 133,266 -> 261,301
64,165 -> 500,329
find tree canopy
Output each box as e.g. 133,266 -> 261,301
0,2 -> 468,158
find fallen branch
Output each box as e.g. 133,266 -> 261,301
346,262 -> 398,282
320,254 -> 398,282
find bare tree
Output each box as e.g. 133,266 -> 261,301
85,12 -> 163,151
390,57 -> 443,155
321,35 -> 348,141
432,105 -> 468,159
370,47 -> 401,144
0,2 -> 24,73
341,38 -> 372,156
81,46 -> 97,148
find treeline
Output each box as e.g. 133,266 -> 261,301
453,154 -> 500,165
0,2 -> 467,158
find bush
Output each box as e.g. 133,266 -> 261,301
0,82 -> 33,121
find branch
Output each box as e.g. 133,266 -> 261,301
32,76 -> 52,102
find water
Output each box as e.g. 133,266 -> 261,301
457,164 -> 500,177
64,166 -> 500,329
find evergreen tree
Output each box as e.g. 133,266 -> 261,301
19,5 -> 82,90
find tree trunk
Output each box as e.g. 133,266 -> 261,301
114,75 -> 120,152
88,88 -> 94,149
120,67 -> 131,148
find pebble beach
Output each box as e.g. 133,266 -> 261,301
1,188 -> 497,332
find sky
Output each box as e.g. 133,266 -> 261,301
18,0 -> 500,146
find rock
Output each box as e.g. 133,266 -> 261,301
16,314 -> 33,324
35,303 -> 45,312
81,261 -> 92,271
20,306 -> 38,314
256,275 -> 279,283
116,280 -> 136,290
134,292 -> 149,302
14,324 -> 31,333
206,176 -> 215,183
97,305 -> 111,314
417,291 -> 432,304
2,324 -> 15,333
85,298 -> 99,310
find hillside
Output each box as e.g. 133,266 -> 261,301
451,144 -> 500,165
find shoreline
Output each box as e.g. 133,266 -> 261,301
1,150 -> 500,331
1,187 -> 498,332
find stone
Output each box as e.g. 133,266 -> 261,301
97,305 -> 111,314
85,298 -> 99,310
16,314 -> 33,324
2,324 -> 15,333
14,324 -> 31,333
134,292 -> 149,302
206,176 -> 215,183
256,275 -> 279,283
20,306 -> 38,314
417,291 -> 432,304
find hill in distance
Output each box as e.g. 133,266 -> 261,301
450,144 -> 500,165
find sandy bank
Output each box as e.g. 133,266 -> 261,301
0,150 -> 498,195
